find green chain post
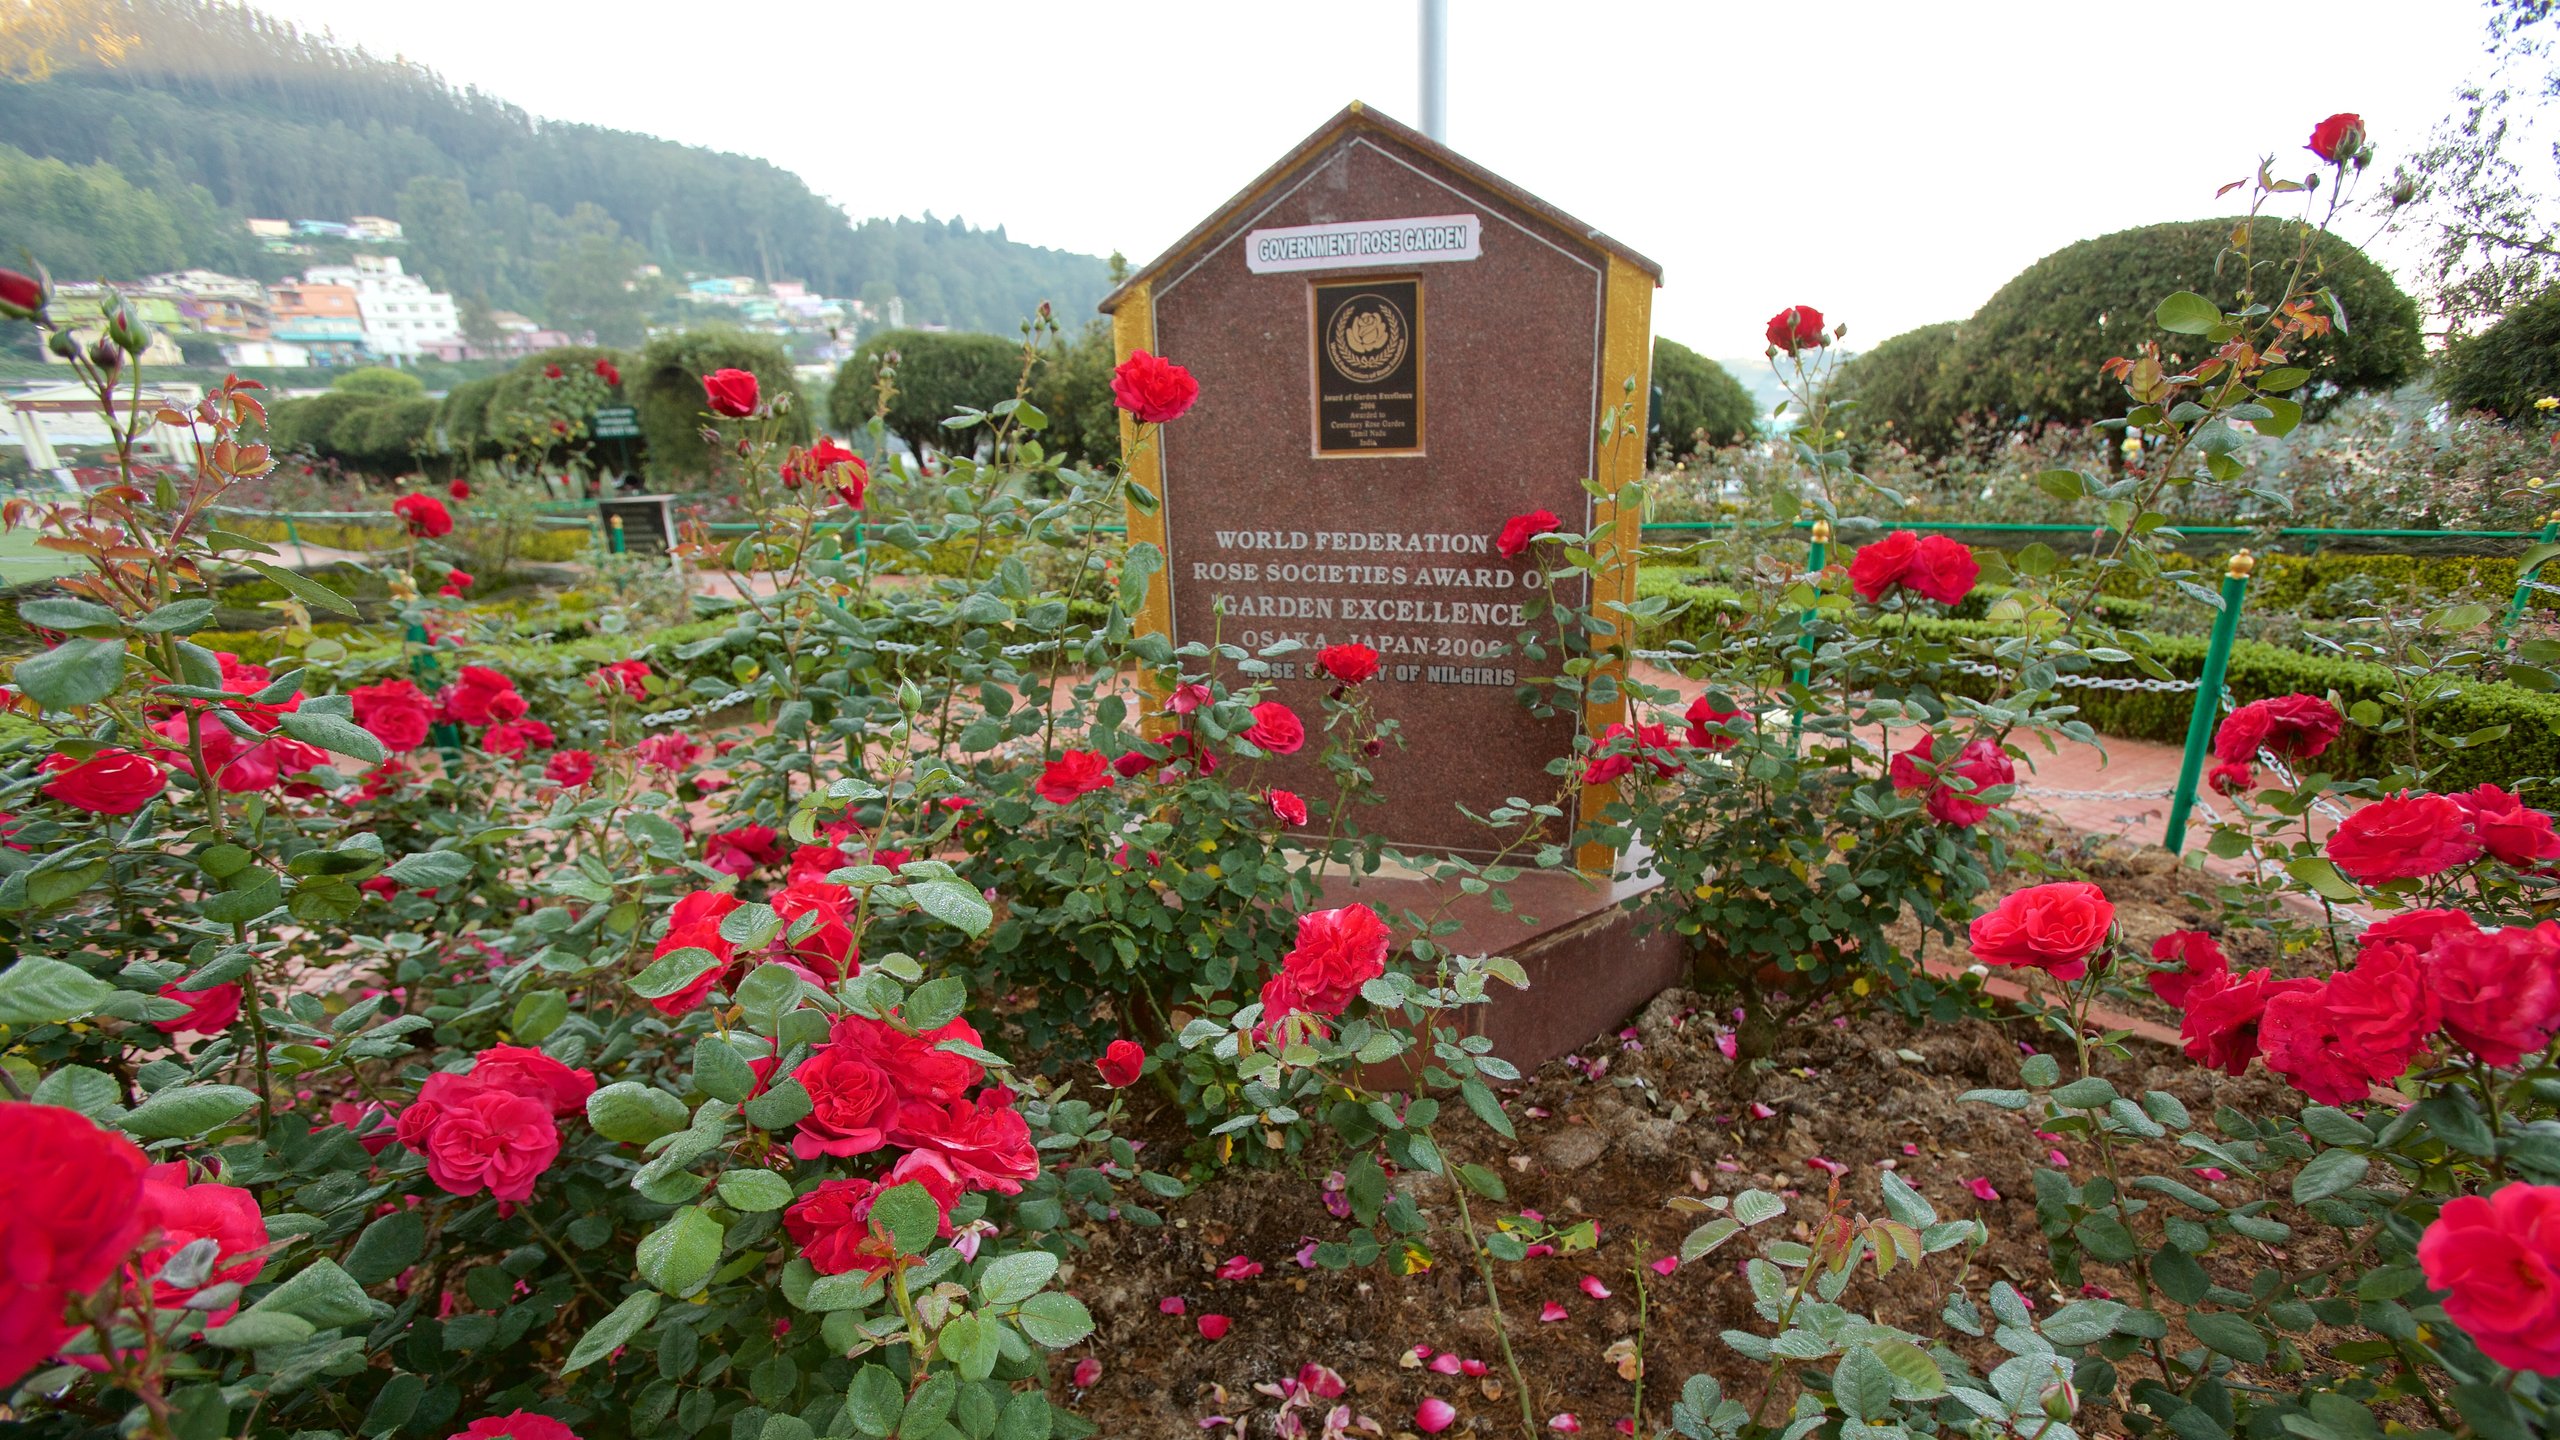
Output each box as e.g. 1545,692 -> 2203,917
2165,549 -> 2255,854
608,514 -> 627,555
1788,518 -> 1829,746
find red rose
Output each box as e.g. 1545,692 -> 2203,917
802,437 -> 870,508
153,980 -> 242,1035
2146,931 -> 2229,1009
469,1044 -> 597,1118
1268,789 -> 1309,827
543,363 -> 564,380
1496,509 -> 1560,560
784,1177 -> 895,1275
393,492 -> 453,538
1036,750 -> 1115,804
1244,701 -> 1305,755
888,1087 -> 1040,1194
2212,694 -> 2342,765
440,567 -> 473,597
2260,942 -> 2438,1105
351,678 -> 435,752
448,478 -> 472,499
633,732 -> 702,773
2306,112 -> 2365,165
2176,967 -> 2314,1075
591,660 -> 652,699
1111,350 -> 1199,424
0,1104 -> 151,1387
648,890 -> 741,1016
594,358 -> 621,386
401,1071 -> 561,1201
1848,531 -> 1918,601
2426,923 -> 2560,1066
773,875 -> 859,981
1764,305 -> 1826,354
1112,750 -> 1155,779
331,1100 -> 395,1156
134,1162 -> 267,1310
833,1013 -> 986,1105
1966,882 -> 2115,981
1097,1039 -> 1145,1088
40,748 -> 170,814
545,749 -> 598,787
1280,903 -> 1393,1016
2326,793 -> 2483,886
1684,693 -> 1749,750
0,267 -> 45,320
1165,683 -> 1211,715
703,368 -> 761,418
2208,761 -> 2255,796
452,1412 -> 582,1440
2419,1182 -> 2560,1374
1890,733 -> 2014,827
482,719 -> 556,757
705,823 -> 783,876
790,1042 -> 901,1159
787,843 -> 849,886
1583,722 -> 1680,785
2453,784 -> 2560,868
1317,643 -> 1380,685
439,666 -> 521,728
2366,907 -> 2479,953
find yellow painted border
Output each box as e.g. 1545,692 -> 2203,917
1575,255 -> 1657,875
1112,283 -> 1174,720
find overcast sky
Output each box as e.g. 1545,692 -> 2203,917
257,0 -> 2491,359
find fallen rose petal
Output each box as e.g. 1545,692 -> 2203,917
1295,1238 -> 1321,1267
1748,1102 -> 1777,1119
1900,1143 -> 1920,1156
1430,1353 -> 1462,1375
2193,1166 -> 2228,1181
1160,1296 -> 1187,1315
1539,1301 -> 1568,1322
1072,1356 -> 1101,1387
1967,1177 -> 2002,1202
1650,1255 -> 1679,1276
1401,1346 -> 1428,1369
2047,1149 -> 2071,1168
1807,1156 -> 1847,1177
1580,1274 -> 1611,1299
1460,1358 -> 1489,1377
1197,1314 -> 1231,1340
1217,1254 -> 1263,1281
1416,1398 -> 1457,1434
1549,1416 -> 1582,1433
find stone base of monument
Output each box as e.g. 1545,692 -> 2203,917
1322,846 -> 1684,1069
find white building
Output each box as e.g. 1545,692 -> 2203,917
223,340 -> 311,369
347,216 -> 405,242
302,255 -> 460,362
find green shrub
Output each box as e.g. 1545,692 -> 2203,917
1649,337 -> 1755,460
2438,283 -> 2560,419
833,328 -> 1024,461
634,329 -> 808,481
1830,321 -> 1966,459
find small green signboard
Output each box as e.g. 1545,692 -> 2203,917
592,405 -> 641,439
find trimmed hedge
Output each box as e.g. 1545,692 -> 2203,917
1636,577 -> 2560,790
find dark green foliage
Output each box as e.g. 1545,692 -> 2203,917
1650,338 -> 1755,460
633,330 -> 808,480
0,2 -> 1107,331
0,140 -> 246,282
1031,320 -> 1123,468
833,329 -> 1026,460
330,366 -> 426,399
2437,283 -> 2560,419
1831,321 -> 1966,459
1959,218 -> 2422,429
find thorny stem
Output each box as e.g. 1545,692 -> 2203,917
521,1207 -> 606,1307
1449,1179 -> 1540,1440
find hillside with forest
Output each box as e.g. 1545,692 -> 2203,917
0,0 -> 1108,335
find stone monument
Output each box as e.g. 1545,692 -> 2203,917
1102,104 -> 1681,1063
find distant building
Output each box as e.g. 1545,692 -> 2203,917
244,218 -> 291,240
269,281 -> 366,363
302,255 -> 459,361
294,220 -> 352,239
222,340 -> 311,369
147,270 -> 265,303
44,325 -> 184,367
347,216 -> 405,242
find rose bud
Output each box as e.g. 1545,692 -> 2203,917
88,334 -> 123,371
0,267 -> 45,321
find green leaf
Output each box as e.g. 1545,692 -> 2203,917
743,1077 -> 813,1131
242,1258 -> 389,1329
14,638 -> 126,711
2283,856 -> 2363,903
908,879 -> 992,938
1681,1218 -> 1743,1262
939,1310 -> 1000,1381
1868,1337 -> 1945,1398
1117,541 -> 1162,613
2187,1310 -> 2268,1363
898,1375 -> 956,1440
2019,1053 -> 2061,1087
0,956 -> 117,1025
1458,1078 -> 1514,1139
33,1064 -> 121,1121
200,1310 -> 316,1349
869,1180 -> 940,1257
132,598 -> 216,635
118,1083 -> 259,1140
693,1034 -> 757,1103
563,1290 -> 661,1373
384,850 -> 474,888
2156,291 -> 2222,335
848,1365 -> 904,1437
1732,1189 -> 1787,1226
235,557 -> 360,617
636,1206 -> 725,1297
1832,1344 -> 1894,1421
343,1211 -> 427,1285
630,945 -> 723,1002
734,961 -> 807,1035
2039,1298 -> 2125,1346
2259,366 -> 2312,391
976,1250 -> 1060,1305
20,595 -> 123,632
904,975 -> 968,1031
2291,1148 -> 2370,1203
717,1169 -> 796,1213
587,1081 -> 690,1143
1012,1290 -> 1094,1349
510,990 -> 570,1044
994,1391 -> 1052,1440
276,709 -> 387,765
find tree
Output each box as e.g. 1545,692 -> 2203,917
830,328 -> 1024,461
1958,217 -> 2422,429
633,328 -> 808,483
2388,2 -> 2560,337
1030,319 -> 1120,469
331,366 -> 425,399
1648,338 -> 1755,461
542,231 -> 653,347
1829,322 -> 1966,460
2438,282 -> 2560,418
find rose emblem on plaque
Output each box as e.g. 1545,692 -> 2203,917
1324,292 -> 1410,384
